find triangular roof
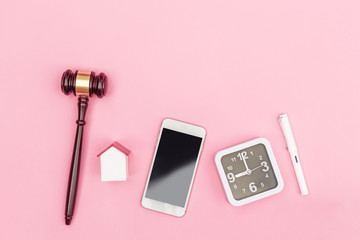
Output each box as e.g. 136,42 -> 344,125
97,142 -> 131,157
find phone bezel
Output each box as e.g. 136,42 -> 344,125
141,118 -> 206,217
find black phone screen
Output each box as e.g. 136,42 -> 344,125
145,128 -> 203,207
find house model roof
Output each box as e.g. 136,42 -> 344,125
97,142 -> 131,157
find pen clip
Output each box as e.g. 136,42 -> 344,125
279,114 -> 297,153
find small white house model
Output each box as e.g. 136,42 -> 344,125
97,142 -> 131,181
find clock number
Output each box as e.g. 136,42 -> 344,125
231,157 -> 237,162
250,151 -> 254,156
242,189 -> 246,193
259,155 -> 263,160
260,182 -> 265,188
265,173 -> 269,178
227,173 -> 235,183
261,161 -> 269,172
249,182 -> 257,192
227,166 -> 233,171
233,184 -> 238,189
237,151 -> 248,161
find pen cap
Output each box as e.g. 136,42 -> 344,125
279,114 -> 297,152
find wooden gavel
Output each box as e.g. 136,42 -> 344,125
61,69 -> 107,225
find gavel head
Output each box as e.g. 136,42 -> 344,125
61,69 -> 107,98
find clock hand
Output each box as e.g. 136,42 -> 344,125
235,171 -> 247,178
235,165 -> 262,178
237,153 -> 252,177
251,165 -> 262,171
241,158 -> 253,175
242,158 -> 250,171
235,168 -> 253,178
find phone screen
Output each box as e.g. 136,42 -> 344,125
145,128 -> 203,207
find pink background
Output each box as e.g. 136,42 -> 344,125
0,0 -> 359,239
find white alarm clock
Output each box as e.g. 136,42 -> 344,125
215,138 -> 284,206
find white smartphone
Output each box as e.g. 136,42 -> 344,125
141,118 -> 206,217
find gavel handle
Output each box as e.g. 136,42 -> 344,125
65,97 -> 88,225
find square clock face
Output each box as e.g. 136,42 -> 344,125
215,138 -> 284,206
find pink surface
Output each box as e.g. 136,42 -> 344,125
0,0 -> 359,239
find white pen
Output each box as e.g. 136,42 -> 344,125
279,114 -> 309,195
